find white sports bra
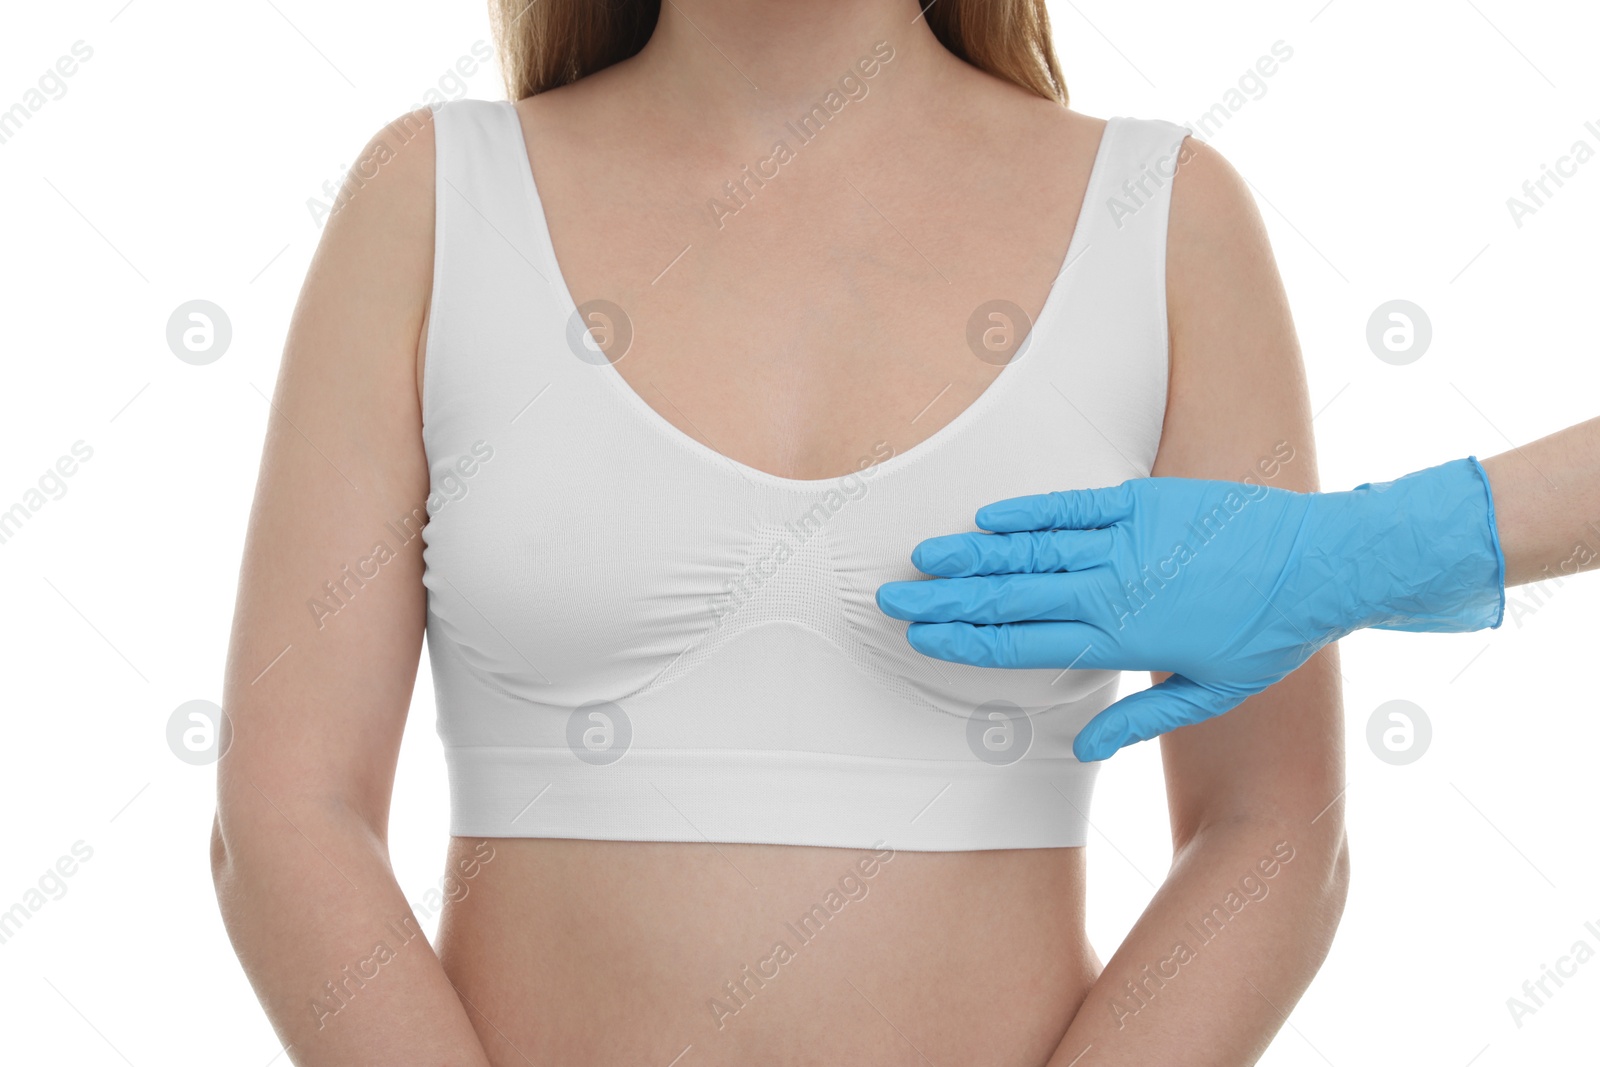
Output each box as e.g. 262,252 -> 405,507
420,98 -> 1186,851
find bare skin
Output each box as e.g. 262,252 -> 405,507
212,2 -> 1347,1065
1482,416 -> 1600,586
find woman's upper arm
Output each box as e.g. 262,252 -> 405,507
217,109 -> 436,837
1153,137 -> 1345,848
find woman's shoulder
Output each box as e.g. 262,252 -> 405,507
302,107 -> 438,403
1164,131 -> 1262,258
355,105 -> 439,182
322,105 -> 438,243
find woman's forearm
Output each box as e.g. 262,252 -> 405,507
1045,820 -> 1349,1066
211,803 -> 494,1067
1481,415 -> 1600,587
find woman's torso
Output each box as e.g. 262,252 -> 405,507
420,54 -> 1183,1065
438,838 -> 1096,1065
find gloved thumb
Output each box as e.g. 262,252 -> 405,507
1072,675 -> 1254,762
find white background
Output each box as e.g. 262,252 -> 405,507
2,1 -> 1597,1063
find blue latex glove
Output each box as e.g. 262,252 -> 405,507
876,457 -> 1506,761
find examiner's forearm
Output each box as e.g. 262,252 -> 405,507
211,804 -> 494,1067
1481,416 -> 1600,587
1044,820 -> 1348,1066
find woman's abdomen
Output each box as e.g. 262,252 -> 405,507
436,837 -> 1097,1067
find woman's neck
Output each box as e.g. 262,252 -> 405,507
627,0 -> 951,123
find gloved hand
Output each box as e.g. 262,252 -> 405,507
876,457 -> 1506,761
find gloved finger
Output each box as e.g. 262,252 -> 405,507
1071,675 -> 1254,762
910,527 -> 1117,577
877,572 -> 1099,624
976,483 -> 1136,534
903,620 -> 1108,669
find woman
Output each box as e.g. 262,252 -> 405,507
211,2 -> 1348,1064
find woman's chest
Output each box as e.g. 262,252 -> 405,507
540,151 -> 1078,481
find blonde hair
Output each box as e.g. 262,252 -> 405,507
489,0 -> 1066,104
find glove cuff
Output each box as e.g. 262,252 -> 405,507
1465,455 -> 1508,628
1350,457 -> 1506,633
